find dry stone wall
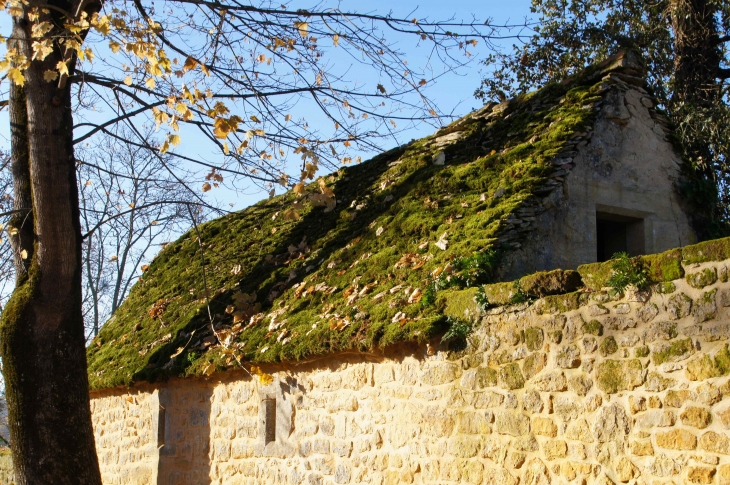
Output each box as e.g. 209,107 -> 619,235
91,391 -> 159,484
80,256 -> 730,485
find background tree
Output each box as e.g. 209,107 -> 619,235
0,151 -> 13,309
78,127 -> 211,338
0,1 -> 519,483
476,0 -> 730,237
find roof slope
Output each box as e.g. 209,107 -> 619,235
87,55 -> 635,390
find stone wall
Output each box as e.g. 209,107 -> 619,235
91,390 -> 160,484
0,451 -> 13,485
81,255 -> 730,485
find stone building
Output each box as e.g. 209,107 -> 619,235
71,51 -> 730,485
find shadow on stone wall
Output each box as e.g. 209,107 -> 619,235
158,385 -> 213,485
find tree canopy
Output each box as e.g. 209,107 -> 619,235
476,0 -> 730,237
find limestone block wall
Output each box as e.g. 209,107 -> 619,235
91,391 -> 159,484
81,256 -> 730,485
0,451 -> 13,485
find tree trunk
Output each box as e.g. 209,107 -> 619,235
0,9 -> 102,485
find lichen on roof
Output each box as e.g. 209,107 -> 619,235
87,61 -> 612,390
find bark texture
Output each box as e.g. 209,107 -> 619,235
0,8 -> 102,485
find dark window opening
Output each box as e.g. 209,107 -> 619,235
596,212 -> 645,262
157,405 -> 166,448
264,398 -> 276,444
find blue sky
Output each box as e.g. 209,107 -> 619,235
0,1 -> 535,210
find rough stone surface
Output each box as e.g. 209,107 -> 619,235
681,407 -> 713,429
83,254 -> 730,485
655,429 -> 698,450
593,403 -> 631,443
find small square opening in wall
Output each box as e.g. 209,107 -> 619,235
263,398 -> 276,444
596,211 -> 645,262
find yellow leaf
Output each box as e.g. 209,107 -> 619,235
145,77 -> 156,89
200,63 -> 210,76
20,249 -> 27,259
284,114 -> 291,122
123,75 -> 132,86
109,41 -> 121,53
283,209 -> 300,221
31,21 -> 53,39
250,115 -> 260,123
223,142 -> 229,155
292,182 -> 306,195
56,61 -> 69,77
43,69 -> 58,82
183,56 -> 197,72
202,182 -> 212,192
7,5 -> 23,17
259,373 -> 273,385
294,21 -> 308,38
159,140 -> 170,154
169,134 -> 181,146
333,34 -> 339,47
7,68 -> 25,86
202,363 -> 216,376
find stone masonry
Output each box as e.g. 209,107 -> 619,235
81,256 -> 730,484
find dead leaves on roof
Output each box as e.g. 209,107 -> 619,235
147,298 -> 168,320
394,253 -> 427,270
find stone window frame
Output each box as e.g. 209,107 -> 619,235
255,378 -> 295,457
156,388 -> 176,457
595,203 -> 654,258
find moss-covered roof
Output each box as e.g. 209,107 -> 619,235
87,55 -> 630,390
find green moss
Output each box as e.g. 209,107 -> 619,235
519,269 -> 583,298
682,236 -> 730,264
580,249 -> 684,291
482,281 -> 519,306
522,352 -> 546,378
539,292 -> 582,314
652,338 -> 694,365
635,345 -> 650,358
443,288 -> 479,322
686,347 -> 730,380
582,320 -> 603,336
85,65 -> 608,390
686,268 -> 718,289
577,261 -> 613,291
716,345 -> 730,375
498,362 -> 525,390
657,281 -> 677,294
549,330 -> 563,344
599,336 -> 618,357
476,367 -> 498,388
641,249 -> 684,282
596,359 -> 643,393
524,327 -> 544,352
